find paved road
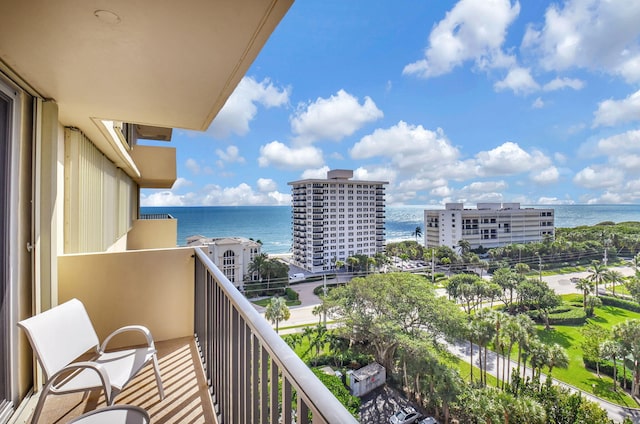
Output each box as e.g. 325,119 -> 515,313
257,266 -> 640,422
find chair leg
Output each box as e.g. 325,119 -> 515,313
30,377 -> 58,424
30,392 -> 47,424
152,354 -> 165,400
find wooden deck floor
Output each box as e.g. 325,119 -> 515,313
33,337 -> 217,424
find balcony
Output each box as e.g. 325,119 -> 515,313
31,247 -> 356,424
128,214 -> 177,249
129,145 -> 177,189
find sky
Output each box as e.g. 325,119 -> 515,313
141,0 -> 640,208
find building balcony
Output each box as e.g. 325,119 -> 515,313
20,247 -> 355,424
129,145 -> 177,189
128,214 -> 177,249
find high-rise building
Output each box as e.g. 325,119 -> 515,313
288,170 -> 388,273
424,202 -> 555,250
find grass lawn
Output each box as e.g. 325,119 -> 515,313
252,297 -> 301,307
449,356 -> 498,388
534,300 -> 640,407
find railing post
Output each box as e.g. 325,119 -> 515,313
193,249 -> 358,424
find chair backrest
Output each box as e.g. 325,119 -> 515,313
18,298 -> 100,379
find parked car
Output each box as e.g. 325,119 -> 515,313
418,418 -> 439,424
389,406 -> 421,424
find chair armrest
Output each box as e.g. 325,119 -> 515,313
99,325 -> 156,354
48,361 -> 112,400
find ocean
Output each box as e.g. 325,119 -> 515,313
141,204 -> 640,254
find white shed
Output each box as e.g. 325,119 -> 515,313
346,362 -> 385,397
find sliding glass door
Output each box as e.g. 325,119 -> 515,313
0,84 -> 13,422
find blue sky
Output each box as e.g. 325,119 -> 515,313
141,0 -> 640,207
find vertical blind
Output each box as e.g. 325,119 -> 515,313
64,128 -> 136,253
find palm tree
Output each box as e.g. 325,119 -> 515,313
264,296 -> 290,333
248,252 -> 269,280
514,262 -> 530,277
478,260 -> 489,278
547,343 -> 569,375
335,260 -> 345,271
457,239 -> 471,255
514,314 -> 535,378
412,226 -> 422,243
587,260 -> 607,296
600,340 -> 622,391
575,278 -> 594,311
528,340 -> 550,382
347,256 -> 359,273
605,269 -> 624,297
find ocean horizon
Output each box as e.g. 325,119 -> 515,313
141,204 -> 640,254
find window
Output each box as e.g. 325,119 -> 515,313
223,250 -> 235,283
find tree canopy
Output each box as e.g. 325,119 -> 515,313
324,272 -> 465,370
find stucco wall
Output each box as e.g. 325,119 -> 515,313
127,218 -> 178,250
58,247 -> 194,348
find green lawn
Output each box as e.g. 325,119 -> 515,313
252,297 -> 301,307
449,356 -> 498,388
533,301 -> 640,407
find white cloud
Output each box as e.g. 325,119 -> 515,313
573,165 -> 625,189
350,121 -> 459,171
141,191 -> 194,207
462,180 -> 508,193
542,77 -> 585,91
494,67 -> 540,95
595,129 -> 640,155
403,0 -> 520,78
208,77 -> 289,138
532,97 -> 544,109
593,89 -> 640,127
353,166 -> 396,184
291,90 -> 383,144
530,166 -> 559,184
171,177 -> 192,190
200,183 -> 290,206
430,185 -> 453,197
257,178 -> 277,192
258,141 -> 324,169
522,0 -> 640,82
475,142 -> 551,176
185,158 -> 200,174
537,196 -> 575,205
215,145 -> 246,165
300,166 -> 331,180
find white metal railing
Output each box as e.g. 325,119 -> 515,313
193,249 -> 357,424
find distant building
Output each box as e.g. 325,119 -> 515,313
424,202 -> 554,250
186,235 -> 261,290
288,169 -> 388,273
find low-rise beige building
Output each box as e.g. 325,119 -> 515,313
186,235 -> 261,290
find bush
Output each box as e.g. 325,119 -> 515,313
583,357 -> 633,388
313,282 -> 341,296
284,287 -> 299,301
548,306 -> 587,325
311,368 -> 360,417
599,295 -> 640,312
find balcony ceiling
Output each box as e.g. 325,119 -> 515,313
0,0 -> 292,135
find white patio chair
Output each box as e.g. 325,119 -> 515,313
68,405 -> 150,424
18,298 -> 165,423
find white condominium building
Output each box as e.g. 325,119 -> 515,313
288,170 -> 388,273
424,202 -> 554,250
